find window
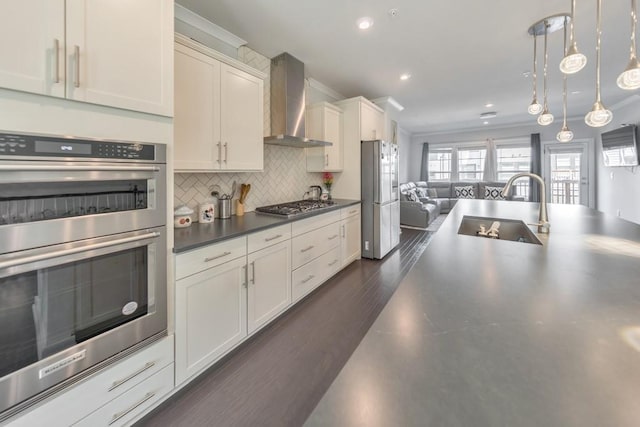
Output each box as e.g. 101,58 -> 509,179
496,145 -> 531,200
457,148 -> 486,181
428,149 -> 452,181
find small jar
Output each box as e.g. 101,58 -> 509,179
174,205 -> 194,228
199,197 -> 215,223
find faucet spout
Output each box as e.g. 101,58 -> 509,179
502,172 -> 550,234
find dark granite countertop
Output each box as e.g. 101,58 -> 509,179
306,199 -> 640,427
174,199 -> 360,253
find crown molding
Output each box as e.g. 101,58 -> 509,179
306,78 -> 344,101
175,4 -> 247,49
372,96 -> 405,112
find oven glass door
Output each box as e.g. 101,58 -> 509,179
0,228 -> 165,402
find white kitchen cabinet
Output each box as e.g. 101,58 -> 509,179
292,246 -> 341,303
174,36 -> 265,172
306,102 -> 343,172
247,240 -> 291,334
6,336 -> 174,427
175,256 -> 247,385
0,0 -> 173,116
360,100 -> 385,141
341,205 -> 361,266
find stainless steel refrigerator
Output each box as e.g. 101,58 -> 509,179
361,140 -> 400,259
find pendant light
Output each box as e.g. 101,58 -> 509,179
538,20 -> 554,126
560,0 -> 587,74
557,17 -> 574,142
528,35 -> 543,115
617,0 -> 640,90
585,0 -> 613,127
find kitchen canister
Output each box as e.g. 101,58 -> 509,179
218,197 -> 231,219
198,197 -> 215,223
174,205 -> 194,228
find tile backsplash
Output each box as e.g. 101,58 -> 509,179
174,145 -> 324,217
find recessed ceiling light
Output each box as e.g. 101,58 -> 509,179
400,73 -> 411,81
357,17 -> 374,30
480,111 -> 497,119
483,121 -> 489,125
485,103 -> 494,108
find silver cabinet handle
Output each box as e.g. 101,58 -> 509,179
217,142 -> 222,165
301,275 -> 315,284
224,142 -> 228,163
328,235 -> 339,240
0,164 -> 160,172
0,232 -> 159,270
108,392 -> 156,425
264,234 -> 283,242
349,209 -> 358,215
108,362 -> 156,392
300,246 -> 314,253
250,261 -> 255,284
204,251 -> 231,263
74,45 -> 80,88
325,154 -> 329,166
53,39 -> 60,83
342,224 -> 346,238
328,259 -> 338,266
242,265 -> 247,288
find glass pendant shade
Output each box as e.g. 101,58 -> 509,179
585,101 -> 613,127
538,110 -> 554,126
618,0 -> 640,90
557,126 -> 574,142
528,99 -> 543,115
560,44 -> 588,74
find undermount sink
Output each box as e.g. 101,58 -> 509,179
457,216 -> 542,245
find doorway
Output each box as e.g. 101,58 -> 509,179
543,141 -> 592,207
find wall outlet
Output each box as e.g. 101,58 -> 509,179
364,241 -> 370,251
617,209 -> 621,217
610,172 -> 615,180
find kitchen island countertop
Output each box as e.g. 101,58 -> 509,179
306,199 -> 640,427
174,199 -> 360,253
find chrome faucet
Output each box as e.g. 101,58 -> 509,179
502,172 -> 550,234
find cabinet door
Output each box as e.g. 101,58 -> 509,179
174,44 -> 221,171
66,0 -> 173,116
175,257 -> 247,384
342,214 -> 361,266
324,106 -> 343,171
360,102 -> 384,141
220,64 -> 263,170
0,1 -> 65,97
247,241 -> 291,334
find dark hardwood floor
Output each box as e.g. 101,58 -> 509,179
138,228 -> 434,427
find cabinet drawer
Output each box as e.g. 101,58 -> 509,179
291,222 -> 341,269
73,364 -> 174,427
248,224 -> 291,254
292,246 -> 341,302
341,204 -> 361,219
176,236 -> 247,279
7,336 -> 173,427
291,210 -> 341,236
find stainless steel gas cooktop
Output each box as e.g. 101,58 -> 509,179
255,200 -> 336,218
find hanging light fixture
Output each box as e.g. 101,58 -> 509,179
560,0 -> 587,74
558,17 -> 574,142
585,0 -> 613,127
528,35 -> 543,115
618,0 -> 640,90
538,20 -> 554,126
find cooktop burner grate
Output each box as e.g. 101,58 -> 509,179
255,199 -> 336,217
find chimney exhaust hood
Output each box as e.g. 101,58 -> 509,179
264,53 -> 332,148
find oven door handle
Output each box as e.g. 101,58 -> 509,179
0,232 -> 160,270
0,165 -> 160,172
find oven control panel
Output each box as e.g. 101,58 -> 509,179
0,132 -> 155,160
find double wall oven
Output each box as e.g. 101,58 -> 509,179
0,132 -> 167,418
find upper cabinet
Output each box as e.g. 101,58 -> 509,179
360,100 -> 385,141
174,36 -> 265,172
0,0 -> 173,116
306,102 -> 343,172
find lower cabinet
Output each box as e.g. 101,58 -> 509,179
341,213 -> 361,267
247,240 -> 291,334
175,256 -> 247,385
292,246 -> 341,302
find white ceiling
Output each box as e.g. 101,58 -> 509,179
176,0 -> 637,135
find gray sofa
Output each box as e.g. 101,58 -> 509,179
399,182 -> 441,228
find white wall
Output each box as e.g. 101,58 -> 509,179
398,127 -> 412,184
595,96 -> 640,224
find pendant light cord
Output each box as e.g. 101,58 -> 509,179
631,0 -> 638,60
532,35 -> 538,97
543,20 -> 549,109
563,17 -> 569,126
596,0 -> 603,103
570,0 -> 577,46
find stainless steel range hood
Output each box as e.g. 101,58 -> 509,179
264,53 -> 332,148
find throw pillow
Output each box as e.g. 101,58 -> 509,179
415,188 -> 428,198
407,190 -> 419,202
454,185 -> 475,199
427,188 -> 438,198
484,186 -> 505,200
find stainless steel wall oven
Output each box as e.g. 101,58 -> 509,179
0,132 -> 167,419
